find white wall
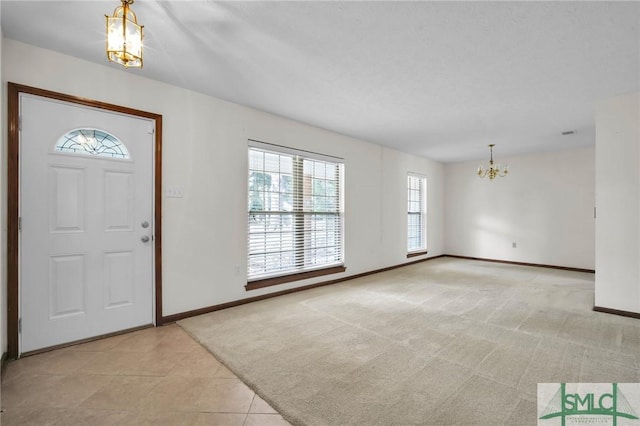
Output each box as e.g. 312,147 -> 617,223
595,93 -> 640,313
381,147 -> 444,264
2,39 -> 444,318
444,147 -> 595,269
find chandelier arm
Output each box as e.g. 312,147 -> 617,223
477,168 -> 490,178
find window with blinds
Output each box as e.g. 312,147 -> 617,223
407,174 -> 427,253
248,142 -> 344,281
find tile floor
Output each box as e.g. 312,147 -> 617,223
0,324 -> 291,426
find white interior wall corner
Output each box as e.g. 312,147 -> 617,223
444,147 -> 596,270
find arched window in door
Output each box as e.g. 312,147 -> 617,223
54,128 -> 130,159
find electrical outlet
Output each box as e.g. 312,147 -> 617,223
512,242 -> 517,248
233,265 -> 241,275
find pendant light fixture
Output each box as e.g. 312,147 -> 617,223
106,0 -> 144,68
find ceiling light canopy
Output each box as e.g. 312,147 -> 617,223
477,144 -> 508,180
105,0 -> 144,68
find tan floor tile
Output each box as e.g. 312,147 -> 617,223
1,361 -> 27,383
77,350 -> 185,376
214,364 -> 239,379
70,332 -> 135,352
80,375 -> 162,410
249,394 -> 278,414
108,324 -> 182,347
7,346 -> 68,363
1,325 -> 290,426
244,413 -> 292,426
138,376 -> 213,412
77,351 -> 146,375
1,406 -> 132,426
1,360 -> 38,383
146,324 -> 188,338
131,349 -> 188,376
51,408 -> 133,426
30,374 -> 111,408
192,412 -> 246,426
120,324 -> 177,339
1,374 -> 65,408
153,332 -> 205,353
0,406 -> 59,426
108,334 -> 167,353
194,378 -> 255,413
5,350 -> 102,378
167,347 -> 222,378
105,325 -> 185,352
118,410 -> 198,426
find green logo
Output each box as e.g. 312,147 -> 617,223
539,383 -> 639,426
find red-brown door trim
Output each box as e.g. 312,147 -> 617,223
6,82 -> 163,359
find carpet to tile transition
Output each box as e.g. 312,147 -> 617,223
178,257 -> 640,426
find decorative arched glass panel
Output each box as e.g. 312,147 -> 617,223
55,128 -> 130,159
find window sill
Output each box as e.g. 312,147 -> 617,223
246,265 -> 347,291
407,250 -> 428,258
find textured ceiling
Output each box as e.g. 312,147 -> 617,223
2,1 -> 639,162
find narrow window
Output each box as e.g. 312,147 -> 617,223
407,173 -> 427,256
247,141 -> 345,288
55,128 -> 130,159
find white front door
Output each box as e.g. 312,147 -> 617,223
20,94 -> 155,354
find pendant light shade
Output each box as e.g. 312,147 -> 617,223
106,0 -> 144,68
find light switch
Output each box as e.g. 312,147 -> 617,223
166,186 -> 183,198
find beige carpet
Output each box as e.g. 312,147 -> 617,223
178,257 -> 640,425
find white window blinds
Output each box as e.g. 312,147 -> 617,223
248,142 -> 344,280
407,174 -> 427,252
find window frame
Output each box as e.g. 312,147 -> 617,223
407,173 -> 428,258
246,140 -> 345,290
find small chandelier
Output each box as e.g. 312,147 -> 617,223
106,0 -> 144,68
477,144 -> 508,180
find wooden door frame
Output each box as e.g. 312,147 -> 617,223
7,82 -> 164,359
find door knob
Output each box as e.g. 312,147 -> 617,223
141,235 -> 150,243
